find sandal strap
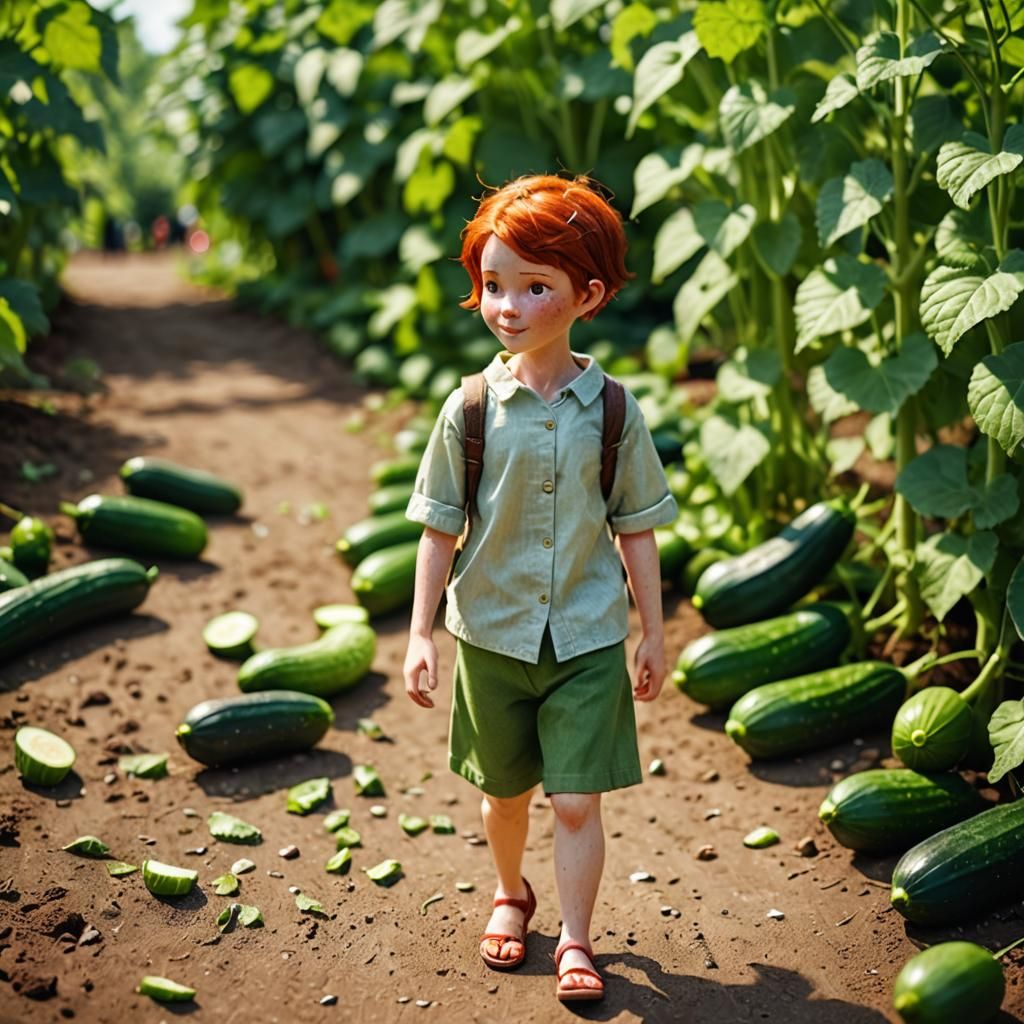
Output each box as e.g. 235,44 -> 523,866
555,939 -> 593,965
558,966 -> 603,985
492,895 -> 530,912
480,932 -> 524,944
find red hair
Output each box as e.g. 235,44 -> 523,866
458,174 -> 632,321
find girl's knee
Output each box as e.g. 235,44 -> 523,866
550,792 -> 600,832
482,788 -> 533,820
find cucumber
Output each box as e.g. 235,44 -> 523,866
693,499 -> 855,628
891,799 -> 1024,925
138,976 -> 197,1003
14,726 -> 76,786
370,454 -> 421,487
673,603 -> 851,710
654,527 -> 690,581
175,690 -> 334,766
891,686 -> 972,772
203,611 -> 259,660
724,661 -> 906,759
120,456 -> 242,514
10,515 -> 53,578
368,482 -> 416,517
351,541 -> 418,617
892,942 -> 1004,1024
313,603 -> 370,629
336,510 -> 423,567
142,859 -> 198,897
818,769 -> 985,853
679,548 -> 729,596
62,494 -> 207,559
237,621 -> 376,698
0,557 -> 29,593
0,557 -> 157,664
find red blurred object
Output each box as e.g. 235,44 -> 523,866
152,215 -> 170,248
189,229 -> 210,254
319,254 -> 339,282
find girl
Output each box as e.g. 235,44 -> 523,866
402,174 -> 676,1003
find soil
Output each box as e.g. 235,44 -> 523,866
2,251 -> 1023,1024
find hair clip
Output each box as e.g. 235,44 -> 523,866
566,210 -> 578,225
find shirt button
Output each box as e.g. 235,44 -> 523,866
545,420 -> 555,430
542,537 -> 553,549
542,480 -> 554,493
539,594 -> 549,604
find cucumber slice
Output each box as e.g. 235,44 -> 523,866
137,976 -> 196,1002
142,859 -> 198,897
313,603 -> 370,629
202,611 -> 259,659
14,726 -> 76,786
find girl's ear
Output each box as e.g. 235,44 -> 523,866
579,278 -> 606,316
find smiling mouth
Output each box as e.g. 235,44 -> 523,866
499,325 -> 524,334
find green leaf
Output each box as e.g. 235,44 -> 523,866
913,531 -> 997,621
793,256 -> 887,352
63,835 -> 110,858
286,777 -> 331,815
325,49 -> 363,97
551,0 -> 605,31
627,32 -> 702,139
228,65 -> 275,115
41,2 -> 101,72
403,152 -> 454,215
630,145 -> 704,219
295,893 -> 325,914
968,341 -> 1024,456
1008,557 -> 1024,642
254,110 -> 307,157
105,861 -> 138,877
558,50 -> 631,102
294,48 -> 327,105
652,208 -> 703,283
693,0 -> 766,64
865,413 -> 894,460
217,903 -> 263,931
920,252 -> 1024,356
895,445 -> 974,518
423,75 -> 478,127
673,251 -> 739,345
699,413 -> 771,495
118,753 -> 168,779
751,213 -> 801,277
989,699 -> 1024,784
715,347 -> 780,402
372,0 -> 442,52
826,437 -> 865,476
816,158 -> 893,248
855,31 -> 946,92
443,115 -> 482,167
645,325 -> 687,378
455,17 -> 521,70
909,94 -> 962,154
611,3 -> 658,71
207,812 -> 262,845
807,365 -> 858,423
367,284 -> 416,338
821,332 -> 937,417
0,279 -> 48,337
811,73 -> 858,123
934,207 -> 990,270
936,125 -> 1024,210
693,201 -> 756,259
399,225 -> 443,273
719,81 -> 795,154
973,474 -> 1020,529
213,873 -> 240,896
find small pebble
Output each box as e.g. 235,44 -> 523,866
369,805 -> 387,818
319,995 -> 337,1006
704,808 -> 721,820
696,845 -> 717,861
289,886 -> 301,895
279,845 -> 300,860
415,1000 -> 431,1008
398,997 -> 411,1004
829,758 -> 845,772
185,847 -> 207,856
767,909 -> 785,920
56,800 -> 71,808
103,773 -> 117,785
138,836 -> 157,845
796,836 -> 818,858
660,906 -> 674,917
268,870 -> 284,879
648,758 -> 665,776
232,859 -> 256,874
700,769 -> 719,783
183,808 -> 199,818
487,985 -> 498,994
629,871 -> 654,883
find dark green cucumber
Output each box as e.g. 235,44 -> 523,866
11,515 -> 54,578
891,799 -> 1024,926
370,455 -> 421,487
62,494 -> 207,559
336,511 -> 423,568
368,482 -> 416,517
891,686 -> 973,772
0,558 -> 157,664
175,690 -> 334,767
724,661 -> 905,759
237,622 -> 376,697
674,603 -> 851,710
655,527 -> 690,581
693,499 -> 855,628
351,541 -> 418,616
818,769 -> 985,853
0,557 -> 29,593
892,942 -> 1004,1023
680,547 -> 729,596
120,456 -> 242,514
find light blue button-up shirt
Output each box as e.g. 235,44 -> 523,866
406,352 -> 677,663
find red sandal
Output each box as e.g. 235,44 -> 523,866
478,877 -> 536,970
555,939 -> 604,1003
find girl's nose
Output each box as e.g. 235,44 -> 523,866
500,294 -> 519,318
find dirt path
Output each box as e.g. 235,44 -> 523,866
2,251 -> 1022,1024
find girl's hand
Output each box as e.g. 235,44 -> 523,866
403,634 -> 439,709
632,635 -> 666,702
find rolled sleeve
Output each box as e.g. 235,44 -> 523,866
406,492 -> 465,536
611,491 -> 677,535
405,391 -> 467,537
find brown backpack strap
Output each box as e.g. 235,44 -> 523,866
461,373 -> 487,522
600,374 -> 626,501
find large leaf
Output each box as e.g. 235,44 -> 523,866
821,332 -> 937,417
0,279 -> 48,337
652,207 -> 704,283
399,224 -> 443,272
909,94 -> 962,154
921,250 -> 1024,356
751,213 -> 801,277
551,0 -> 605,31
627,31 -> 702,138
811,73 -> 858,123
228,64 -> 275,115
989,698 -> 1024,784
611,3 -> 657,71
455,17 -> 521,70
855,31 -> 946,92
558,50 -> 631,102
1008,557 -> 1024,642
936,125 -> 1024,210
895,445 -> 975,518
40,2 -> 102,73
716,347 -> 780,403
807,365 -> 859,423
403,152 -> 454,215
253,109 -> 306,157
816,158 -> 893,248
793,255 -> 887,352
699,413 -> 770,495
294,48 -> 327,105
672,250 -> 738,344
973,474 -> 1020,529
693,0 -> 766,63
968,341 -> 1024,456
630,144 -> 704,218
0,39 -> 43,90
326,49 -> 363,97
424,75 -> 479,127
693,201 -> 755,259
719,81 -> 795,154
913,530 -> 997,621
934,206 -> 990,270
371,0 -> 442,52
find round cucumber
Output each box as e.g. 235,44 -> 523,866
137,975 -> 197,1003
203,610 -> 259,659
14,726 -> 76,786
893,942 -> 1003,1023
142,859 -> 198,897
313,603 -> 370,629
892,687 -> 972,772
11,515 -> 53,578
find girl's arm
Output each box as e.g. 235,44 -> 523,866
617,529 -> 666,702
403,526 -> 460,708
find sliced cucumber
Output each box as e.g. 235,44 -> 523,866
14,726 -> 76,786
203,611 -> 259,659
137,976 -> 196,1002
142,859 -> 198,897
313,603 -> 370,629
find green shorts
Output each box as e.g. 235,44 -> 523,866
449,630 -> 642,798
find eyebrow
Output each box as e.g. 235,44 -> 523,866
482,268 -> 554,278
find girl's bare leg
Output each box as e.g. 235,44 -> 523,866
480,787 -> 535,962
550,792 -> 604,992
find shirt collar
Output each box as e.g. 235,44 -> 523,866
483,351 -> 605,406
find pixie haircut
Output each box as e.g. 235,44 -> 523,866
459,174 -> 632,321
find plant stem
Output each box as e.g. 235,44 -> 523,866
864,599 -> 907,633
0,501 -> 25,522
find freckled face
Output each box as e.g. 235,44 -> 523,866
478,235 -> 598,357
